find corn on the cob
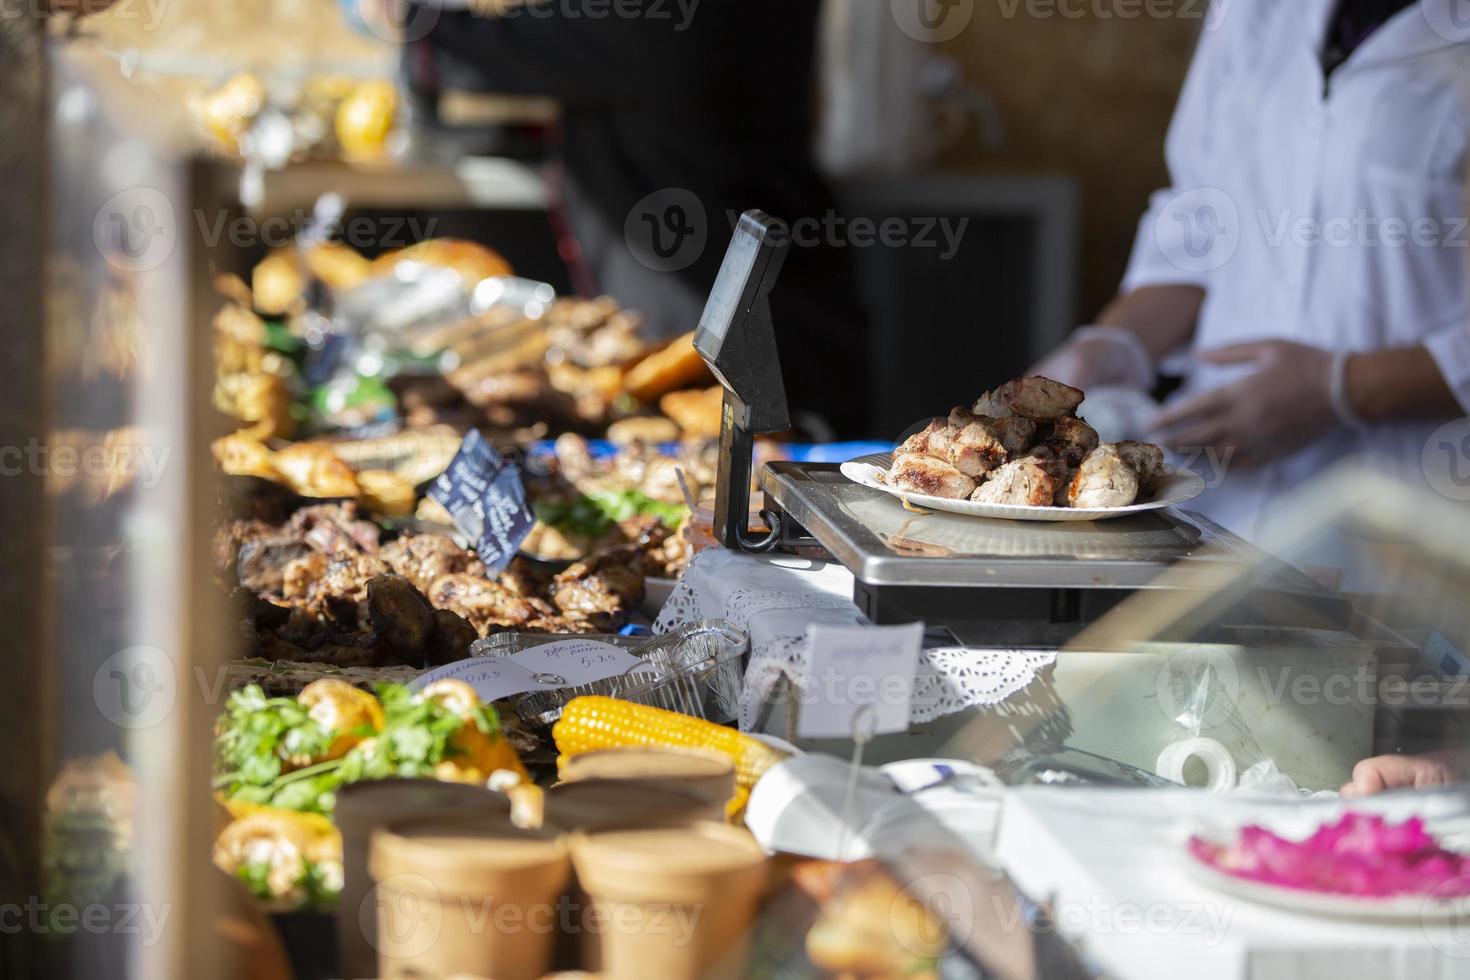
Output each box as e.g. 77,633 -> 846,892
552,697 -> 787,802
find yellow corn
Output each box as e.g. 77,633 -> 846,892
552,696 -> 787,801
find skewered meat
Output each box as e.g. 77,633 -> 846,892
969,457 -> 1060,507
949,421 -> 1010,478
886,453 -> 977,500
1115,441 -> 1167,496
973,377 -> 1084,421
1040,416 -> 1100,467
1067,445 -> 1141,509
380,533 -> 485,593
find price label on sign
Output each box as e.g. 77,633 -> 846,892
428,429 -> 535,575
797,622 -> 923,740
409,638 -> 655,703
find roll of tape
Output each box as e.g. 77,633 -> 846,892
1155,738 -> 1237,791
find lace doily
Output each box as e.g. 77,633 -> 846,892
657,549 -> 1057,731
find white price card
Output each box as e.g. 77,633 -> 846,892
408,639 -> 653,703
797,622 -> 924,740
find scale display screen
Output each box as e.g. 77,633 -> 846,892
692,210 -> 790,434
696,224 -> 761,350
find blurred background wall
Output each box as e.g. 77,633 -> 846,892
935,7 -> 1200,318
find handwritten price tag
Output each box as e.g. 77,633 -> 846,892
797,622 -> 923,739
409,639 -> 653,702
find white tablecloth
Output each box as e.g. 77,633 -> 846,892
654,548 -> 1056,732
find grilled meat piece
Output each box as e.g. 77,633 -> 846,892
949,421 -> 1010,478
618,515 -> 687,579
1067,445 -> 1140,509
284,503 -> 381,556
216,519 -> 275,573
426,609 -> 480,667
551,548 -> 645,622
428,573 -> 555,634
380,533 -> 485,593
1040,416 -> 1100,467
236,536 -> 314,594
973,376 -> 1084,421
969,457 -> 1060,507
947,405 -> 977,429
1115,441 -> 1167,496
886,453 -> 977,500
499,555 -> 555,598
896,420 -> 953,460
366,575 -> 436,661
990,416 -> 1040,457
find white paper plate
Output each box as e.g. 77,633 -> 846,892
839,452 -> 1205,522
1184,832 -> 1470,921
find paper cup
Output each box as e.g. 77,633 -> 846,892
335,779 -> 510,978
367,811 -> 568,980
570,824 -> 767,980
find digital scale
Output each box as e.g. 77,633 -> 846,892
693,212 -> 1351,646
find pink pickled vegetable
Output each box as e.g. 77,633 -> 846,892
1189,813 -> 1470,898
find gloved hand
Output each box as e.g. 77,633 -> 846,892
1030,325 -> 1155,391
1150,340 -> 1337,468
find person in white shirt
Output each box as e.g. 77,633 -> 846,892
1035,0 -> 1469,537
1033,0 -> 1470,795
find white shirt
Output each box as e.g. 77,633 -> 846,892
1123,0 -> 1470,540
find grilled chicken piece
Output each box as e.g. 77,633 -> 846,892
237,536 -> 314,594
380,533 -> 485,593
948,405 -> 977,429
886,453 -> 978,500
1040,416 -> 1100,466
897,420 -> 953,460
1115,441 -> 1167,496
969,457 -> 1060,507
551,548 -> 646,623
990,416 -> 1040,456
1067,445 -> 1140,509
284,503 -> 381,556
949,421 -> 1008,478
973,376 -> 1084,421
427,573 -> 555,634
1024,446 -> 1078,505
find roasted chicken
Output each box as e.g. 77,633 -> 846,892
882,376 -> 1167,509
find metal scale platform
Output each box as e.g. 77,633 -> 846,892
758,461 -> 1351,644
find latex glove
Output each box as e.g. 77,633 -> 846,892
1341,752 -> 1462,797
1029,325 -> 1155,391
1150,340 -> 1335,468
